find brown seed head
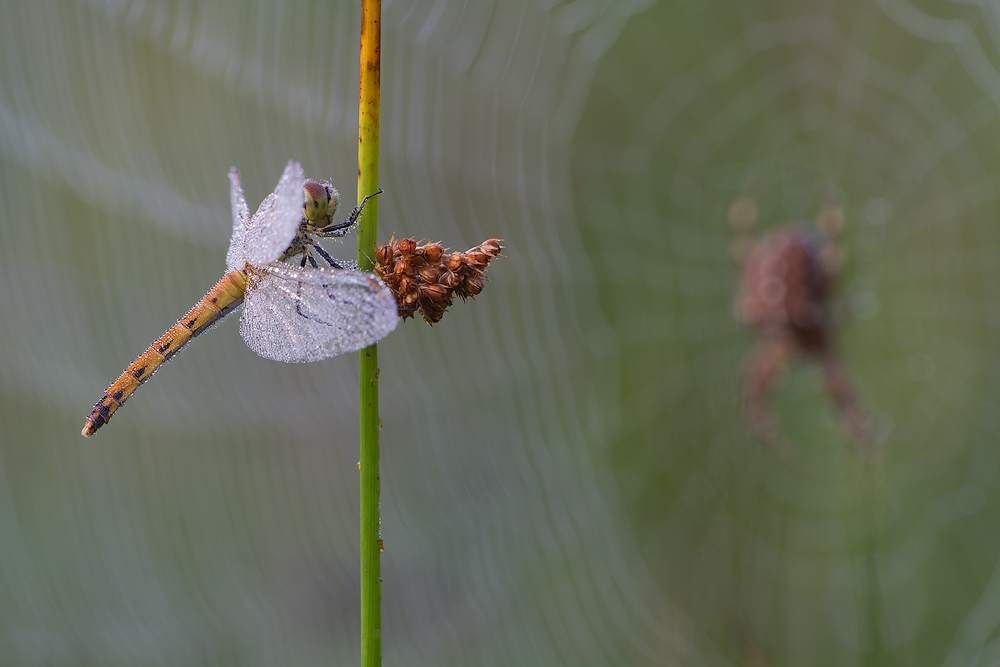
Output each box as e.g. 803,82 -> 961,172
377,234 -> 502,325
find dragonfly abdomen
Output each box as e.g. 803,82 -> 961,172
82,270 -> 249,437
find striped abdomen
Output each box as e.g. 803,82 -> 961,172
82,270 -> 249,437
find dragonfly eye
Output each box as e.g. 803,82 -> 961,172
302,180 -> 342,227
303,181 -> 330,223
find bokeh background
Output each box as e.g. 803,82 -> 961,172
4,0 -> 1000,664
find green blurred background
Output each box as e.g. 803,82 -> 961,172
4,0 -> 1000,664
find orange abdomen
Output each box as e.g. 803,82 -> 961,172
82,270 -> 249,437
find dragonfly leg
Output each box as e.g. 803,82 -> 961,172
319,188 -> 383,237
313,244 -> 343,269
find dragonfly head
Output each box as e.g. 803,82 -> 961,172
303,180 -> 341,229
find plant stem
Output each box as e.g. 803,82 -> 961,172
357,0 -> 382,665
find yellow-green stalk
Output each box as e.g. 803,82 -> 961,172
357,0 -> 383,665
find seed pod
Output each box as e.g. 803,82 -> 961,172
402,288 -> 420,306
394,256 -> 415,275
480,239 -> 502,256
397,275 -> 416,294
398,238 -> 417,255
466,251 -> 490,269
440,270 -> 461,288
419,283 -> 450,302
422,242 -> 445,263
458,275 -> 484,298
420,303 -> 446,324
418,265 -> 442,283
375,243 -> 393,268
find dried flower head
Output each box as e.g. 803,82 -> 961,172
374,236 -> 504,324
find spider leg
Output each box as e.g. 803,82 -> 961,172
744,333 -> 796,451
729,177 -> 763,266
300,255 -> 307,268
816,182 -> 845,276
306,254 -> 320,269
818,349 -> 873,448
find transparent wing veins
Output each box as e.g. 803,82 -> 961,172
240,263 -> 398,363
232,161 -> 305,269
226,167 -> 251,271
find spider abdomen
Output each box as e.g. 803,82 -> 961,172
735,228 -> 830,334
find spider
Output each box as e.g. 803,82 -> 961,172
729,182 -> 873,452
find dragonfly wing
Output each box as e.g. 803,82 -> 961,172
226,167 -> 251,271
239,161 -> 305,268
240,263 -> 399,363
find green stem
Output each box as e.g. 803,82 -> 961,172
358,344 -> 381,667
357,0 -> 382,666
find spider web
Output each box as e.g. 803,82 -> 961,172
575,2 -> 1000,665
3,0 -> 999,665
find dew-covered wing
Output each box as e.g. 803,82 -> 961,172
240,262 -> 399,362
233,161 -> 305,269
225,167 -> 251,271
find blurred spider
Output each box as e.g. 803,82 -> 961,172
730,182 -> 872,452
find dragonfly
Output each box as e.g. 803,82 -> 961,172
82,161 -> 398,437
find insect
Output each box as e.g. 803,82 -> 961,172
82,161 -> 399,437
730,181 -> 872,451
